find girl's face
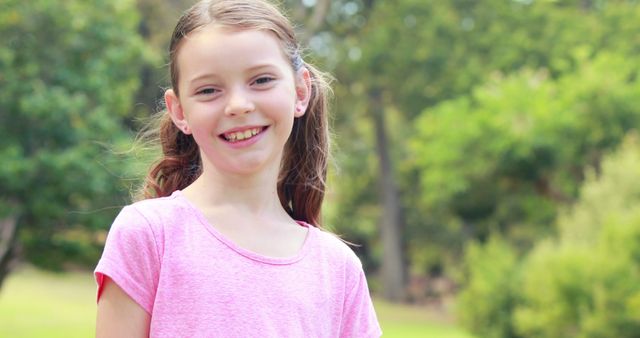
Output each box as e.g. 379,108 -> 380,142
165,26 -> 310,178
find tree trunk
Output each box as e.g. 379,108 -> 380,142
0,214 -> 18,290
370,89 -> 406,302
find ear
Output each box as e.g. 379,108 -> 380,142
294,67 -> 312,118
165,89 -> 191,134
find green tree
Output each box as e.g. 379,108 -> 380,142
458,235 -> 521,338
411,47 -> 640,263
322,0 -> 640,301
512,133 -> 640,337
452,52 -> 640,335
0,0 -> 147,286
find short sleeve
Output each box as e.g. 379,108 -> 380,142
94,205 -> 161,314
341,261 -> 383,337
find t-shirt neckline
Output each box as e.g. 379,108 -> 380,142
171,190 -> 314,265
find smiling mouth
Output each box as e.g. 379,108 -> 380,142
221,127 -> 266,142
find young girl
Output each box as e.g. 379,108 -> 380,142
94,0 -> 381,336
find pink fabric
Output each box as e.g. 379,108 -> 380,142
95,191 -> 382,337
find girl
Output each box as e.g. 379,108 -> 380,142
94,0 -> 382,337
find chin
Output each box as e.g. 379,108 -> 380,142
224,158 -> 273,175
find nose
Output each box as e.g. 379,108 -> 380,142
224,86 -> 255,116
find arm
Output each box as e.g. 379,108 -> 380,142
340,257 -> 382,337
96,276 -> 151,338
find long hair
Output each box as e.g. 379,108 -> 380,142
139,0 -> 332,227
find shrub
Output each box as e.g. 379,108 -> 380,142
458,134 -> 640,337
514,134 -> 640,337
457,235 -> 522,338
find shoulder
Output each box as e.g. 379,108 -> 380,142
310,226 -> 364,270
127,191 -> 186,216
107,191 -> 194,244
102,192 -> 193,264
118,191 -> 190,227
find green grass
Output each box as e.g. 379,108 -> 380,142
0,266 -> 96,338
0,266 -> 475,337
374,298 -> 475,338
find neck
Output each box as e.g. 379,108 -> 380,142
182,159 -> 288,219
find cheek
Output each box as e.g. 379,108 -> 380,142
186,114 -> 221,146
186,103 -> 219,124
271,96 -> 297,121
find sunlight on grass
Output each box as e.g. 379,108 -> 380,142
0,266 -> 96,338
374,298 -> 476,338
0,266 -> 475,337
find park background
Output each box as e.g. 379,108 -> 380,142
2,0 -> 640,337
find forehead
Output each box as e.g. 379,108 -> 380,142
176,26 -> 291,80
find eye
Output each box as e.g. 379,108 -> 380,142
197,88 -> 218,95
253,76 -> 275,86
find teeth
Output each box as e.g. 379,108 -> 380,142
224,128 -> 261,142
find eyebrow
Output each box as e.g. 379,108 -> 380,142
245,63 -> 279,72
188,73 -> 220,85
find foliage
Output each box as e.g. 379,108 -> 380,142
513,134 -> 640,337
410,50 -> 640,244
324,0 -> 640,283
457,235 -> 521,338
0,0 -> 147,270
458,134 -> 640,337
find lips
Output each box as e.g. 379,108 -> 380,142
220,126 -> 267,142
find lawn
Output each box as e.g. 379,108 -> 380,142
0,266 -> 96,338
374,298 -> 475,338
0,266 -> 475,337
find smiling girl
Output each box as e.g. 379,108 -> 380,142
94,0 -> 381,337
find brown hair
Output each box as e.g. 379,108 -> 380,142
139,0 -> 332,227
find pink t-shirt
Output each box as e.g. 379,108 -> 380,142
95,190 -> 382,337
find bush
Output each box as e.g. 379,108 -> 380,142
457,235 -> 522,338
0,0 -> 148,270
514,134 -> 640,338
458,134 -> 640,337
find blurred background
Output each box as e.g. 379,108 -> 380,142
2,0 -> 640,337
